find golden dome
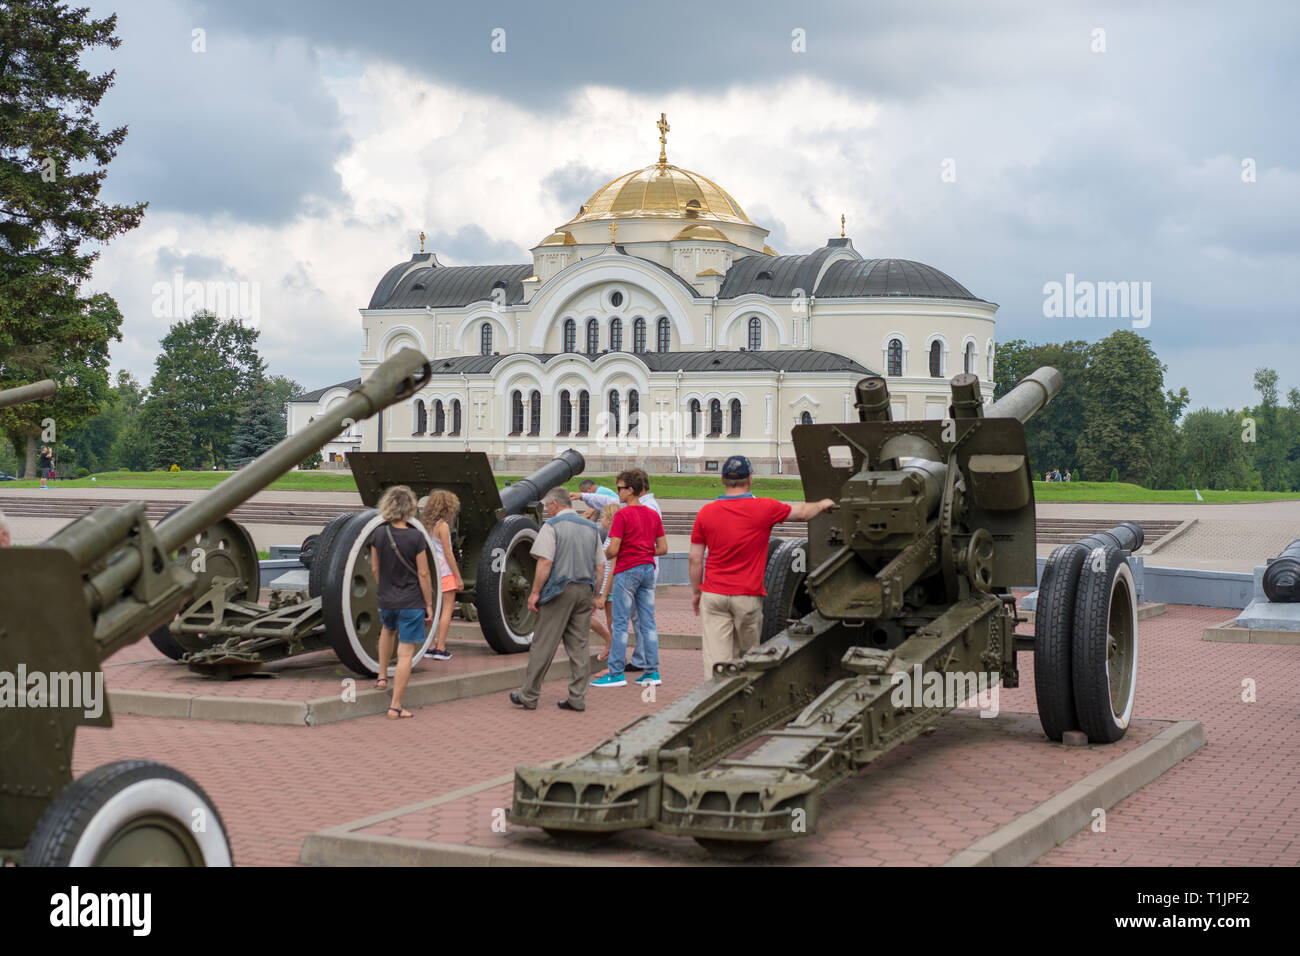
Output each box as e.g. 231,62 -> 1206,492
673,224 -> 730,241
565,163 -> 751,226
537,230 -> 576,246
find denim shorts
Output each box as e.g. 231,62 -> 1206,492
380,607 -> 427,644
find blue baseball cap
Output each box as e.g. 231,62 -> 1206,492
722,455 -> 752,479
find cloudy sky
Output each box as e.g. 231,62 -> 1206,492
78,0 -> 1298,412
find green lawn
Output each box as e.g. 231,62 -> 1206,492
8,471 -> 1300,505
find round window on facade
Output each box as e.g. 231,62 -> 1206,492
610,290 -> 624,308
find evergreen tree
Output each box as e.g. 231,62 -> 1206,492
227,388 -> 285,467
992,338 -> 1090,477
0,2 -> 145,475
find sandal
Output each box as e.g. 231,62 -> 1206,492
376,677 -> 388,689
386,706 -> 413,719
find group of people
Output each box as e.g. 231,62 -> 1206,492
367,455 -> 837,717
1044,468 -> 1072,482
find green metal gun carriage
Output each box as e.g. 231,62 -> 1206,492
0,351 -> 430,865
510,367 -> 1141,855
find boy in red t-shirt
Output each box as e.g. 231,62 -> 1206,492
689,455 -> 835,678
592,469 -> 667,687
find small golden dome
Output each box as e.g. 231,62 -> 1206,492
565,163 -> 751,226
538,230 -> 576,247
673,224 -> 730,242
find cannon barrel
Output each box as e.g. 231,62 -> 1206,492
499,449 -> 586,515
0,379 -> 56,410
1262,537 -> 1300,603
985,367 -> 1062,425
1075,521 -> 1144,554
81,348 -> 432,613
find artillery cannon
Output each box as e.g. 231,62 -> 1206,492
0,350 -> 431,864
152,448 -> 586,676
510,367 -> 1140,854
0,378 -> 56,409
1262,537 -> 1300,604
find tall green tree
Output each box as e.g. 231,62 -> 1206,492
0,2 -> 145,475
145,311 -> 267,468
1075,330 -> 1174,486
1180,409 -> 1250,490
993,337 -> 1090,477
1247,368 -> 1290,490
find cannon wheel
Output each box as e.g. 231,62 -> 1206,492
298,533 -> 320,571
475,514 -> 540,654
24,760 -> 233,866
319,510 -> 438,676
308,512 -> 359,597
1071,545 -> 1138,743
761,538 -> 812,642
1033,543 -> 1088,741
147,510 -> 259,660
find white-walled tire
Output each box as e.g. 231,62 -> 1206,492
24,760 -> 232,867
1071,545 -> 1139,743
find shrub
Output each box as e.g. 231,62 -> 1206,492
1109,467 -> 1119,482
75,467 -> 90,479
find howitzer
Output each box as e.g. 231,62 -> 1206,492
510,367 -> 1140,855
164,448 -> 585,676
0,378 -> 56,409
0,350 -> 431,864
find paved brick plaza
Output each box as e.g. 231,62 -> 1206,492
67,587 -> 1300,866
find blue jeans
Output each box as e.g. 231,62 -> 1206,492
608,563 -> 658,675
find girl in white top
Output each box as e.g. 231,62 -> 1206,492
420,490 -> 464,661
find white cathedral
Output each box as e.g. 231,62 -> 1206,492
289,116 -> 998,474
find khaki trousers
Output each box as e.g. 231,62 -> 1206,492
519,582 -> 593,709
700,591 -> 763,679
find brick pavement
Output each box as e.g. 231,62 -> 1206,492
62,591 -> 1300,866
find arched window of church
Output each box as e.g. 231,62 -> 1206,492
412,399 -> 427,435
729,398 -> 741,437
689,399 -> 701,438
987,345 -> 994,382
607,389 -> 620,437
964,341 -> 977,375
888,338 -> 903,376
480,323 -> 492,356
510,390 -> 524,436
656,316 -> 670,353
633,317 -> 646,353
433,400 -> 445,435
586,318 -> 599,354
708,399 -> 722,437
450,399 -> 461,436
628,389 -> 639,436
577,390 -> 590,435
529,389 -> 541,435
558,390 -> 572,436
929,340 -> 943,378
609,317 -> 623,352
563,318 -> 576,353
800,410 -> 813,425
748,316 -> 761,351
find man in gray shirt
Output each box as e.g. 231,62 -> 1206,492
511,487 -> 605,711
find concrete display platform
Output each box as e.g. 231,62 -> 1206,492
299,713 -> 1204,867
103,638 -> 601,726
1201,619 -> 1300,645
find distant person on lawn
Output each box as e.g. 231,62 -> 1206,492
39,445 -> 54,489
370,485 -> 434,719
690,455 -> 836,679
591,470 -> 667,689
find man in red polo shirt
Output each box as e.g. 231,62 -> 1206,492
690,455 -> 835,678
